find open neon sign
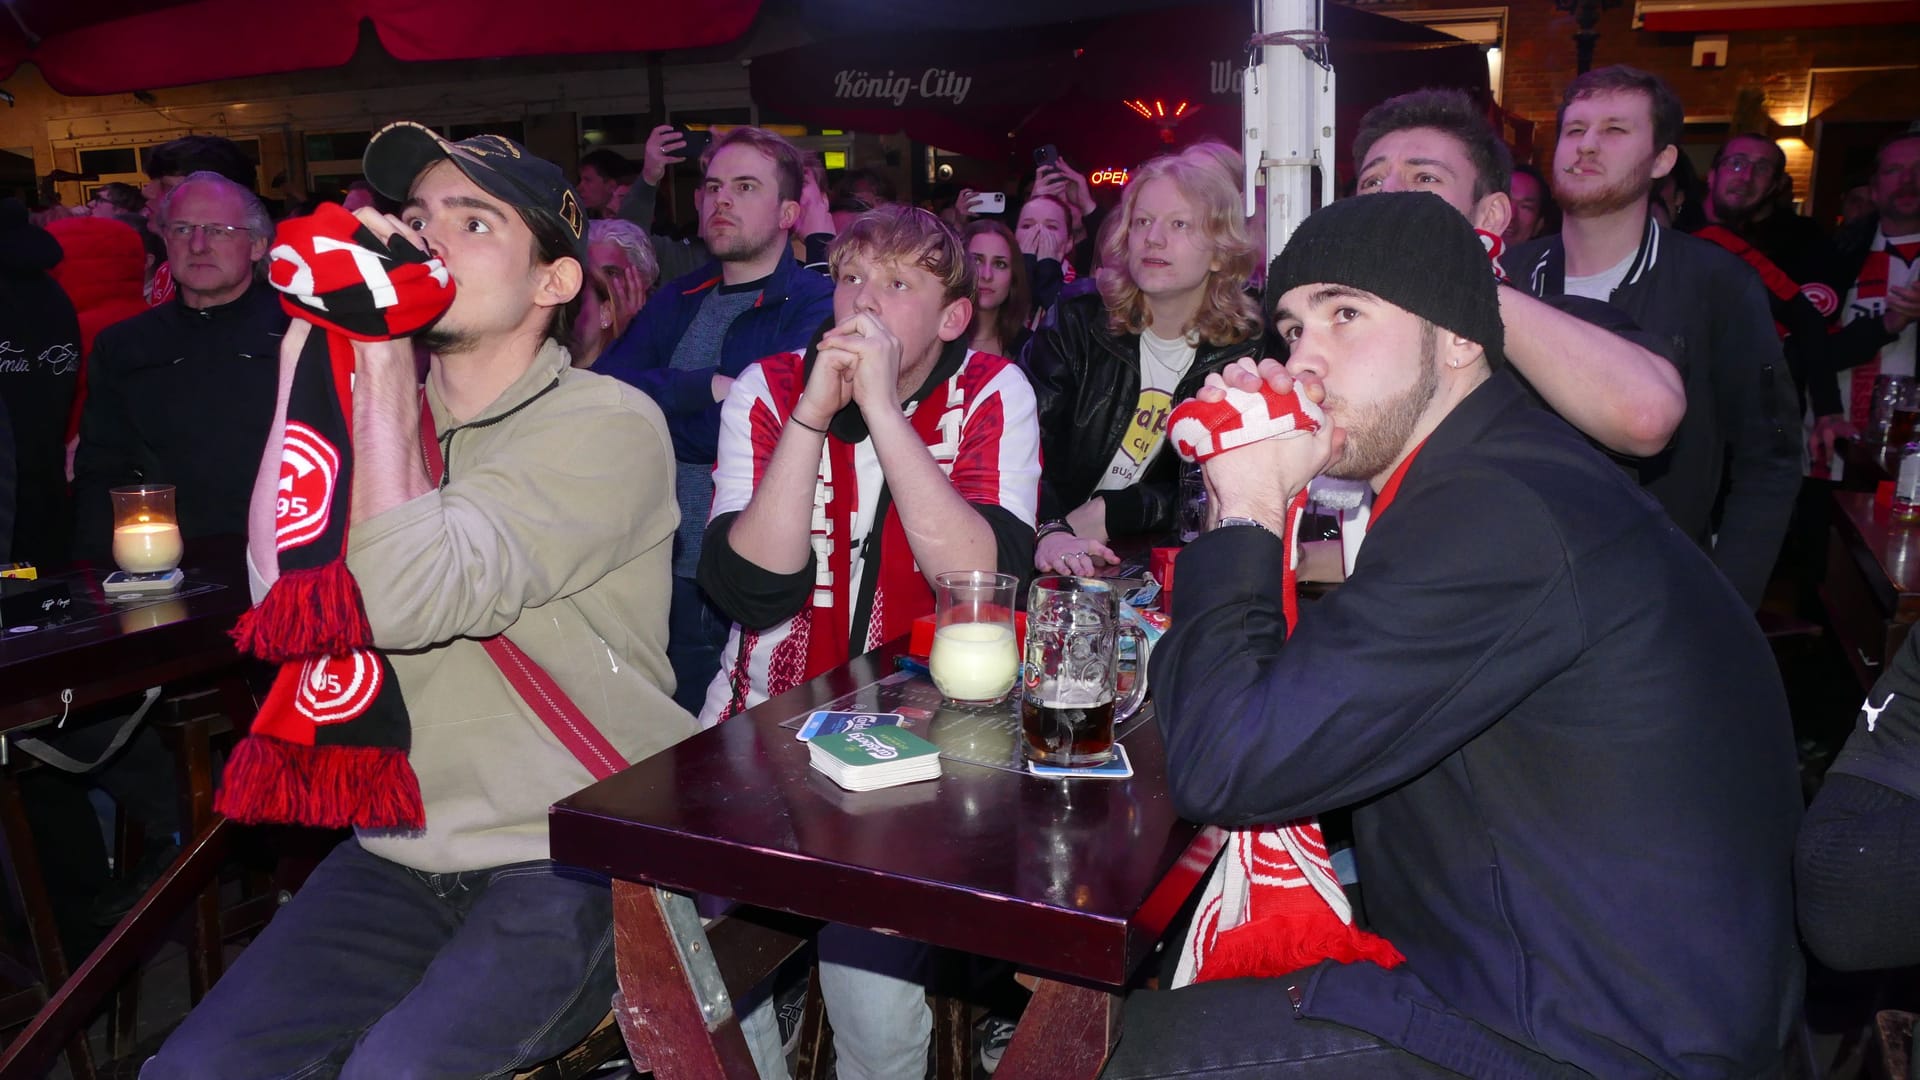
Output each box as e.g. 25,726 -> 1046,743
1089,168 -> 1130,186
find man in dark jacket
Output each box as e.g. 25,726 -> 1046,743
72,171 -> 284,563
1697,132 -> 1852,440
0,198 -> 81,565
1107,192 -> 1802,1079
595,126 -> 835,712
1507,66 -> 1801,608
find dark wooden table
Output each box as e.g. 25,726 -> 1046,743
0,537 -> 252,733
550,640 -> 1222,1080
1823,491 -> 1920,690
0,537 -> 254,1080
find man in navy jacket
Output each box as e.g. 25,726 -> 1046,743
595,127 -> 834,712
1106,192 -> 1802,1079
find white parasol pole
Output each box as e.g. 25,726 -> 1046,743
1243,0 -> 1337,268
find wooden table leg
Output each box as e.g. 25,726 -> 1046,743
995,977 -> 1120,1080
929,950 -> 972,1080
610,880 -> 761,1080
171,709 -> 222,1000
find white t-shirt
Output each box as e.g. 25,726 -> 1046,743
1563,250 -> 1637,302
1097,330 -> 1197,492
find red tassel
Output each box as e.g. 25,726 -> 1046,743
1195,910 -> 1405,983
215,735 -> 425,830
229,558 -> 373,662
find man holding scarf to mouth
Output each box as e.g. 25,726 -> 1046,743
146,124 -> 693,1080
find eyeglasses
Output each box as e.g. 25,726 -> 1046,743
1718,154 -> 1778,177
165,221 -> 251,243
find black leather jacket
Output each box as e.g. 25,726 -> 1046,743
1018,291 -> 1263,536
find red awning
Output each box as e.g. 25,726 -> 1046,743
0,0 -> 763,96
1634,0 -> 1920,31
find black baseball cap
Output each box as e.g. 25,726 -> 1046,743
362,121 -> 587,262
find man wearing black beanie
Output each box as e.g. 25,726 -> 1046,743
1109,191 -> 1803,1079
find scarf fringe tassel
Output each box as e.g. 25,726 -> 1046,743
1195,910 -> 1407,984
229,558 -> 373,662
215,735 -> 426,830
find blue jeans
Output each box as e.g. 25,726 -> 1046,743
817,924 -> 932,1080
141,839 -> 617,1080
668,574 -> 731,715
1102,977 -> 1465,1079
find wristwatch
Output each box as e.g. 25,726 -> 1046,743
1216,515 -> 1281,537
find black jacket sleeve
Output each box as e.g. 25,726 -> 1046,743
1025,254 -> 1066,316
1796,626 -> 1920,970
1709,267 -> 1802,608
1824,312 -> 1900,376
978,502 -> 1036,584
802,233 -> 833,275
697,510 -> 816,630
1794,773 -> 1920,971
1018,313 -> 1084,526
1151,466 -> 1581,825
1071,204 -> 1107,277
70,328 -> 148,563
617,176 -> 660,233
1100,452 -> 1178,538
1775,289 -> 1845,416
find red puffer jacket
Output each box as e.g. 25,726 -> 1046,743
47,215 -> 150,439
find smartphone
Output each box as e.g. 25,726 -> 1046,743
1033,144 -> 1059,169
671,124 -> 713,161
965,191 -> 1007,215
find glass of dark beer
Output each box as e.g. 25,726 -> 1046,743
1020,576 -> 1150,767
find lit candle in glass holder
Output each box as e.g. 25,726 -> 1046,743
110,485 -> 183,575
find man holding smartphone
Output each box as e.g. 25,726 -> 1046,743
596,127 -> 835,713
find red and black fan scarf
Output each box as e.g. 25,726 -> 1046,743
216,202 -> 455,831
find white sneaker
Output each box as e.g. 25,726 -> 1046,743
977,1016 -> 1017,1075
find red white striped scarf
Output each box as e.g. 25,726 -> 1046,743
1166,391 -> 1407,986
1848,235 -> 1920,422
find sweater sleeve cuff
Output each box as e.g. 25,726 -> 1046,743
1169,524 -> 1289,623
697,512 -> 816,630
1102,485 -> 1148,535
976,503 -> 1036,580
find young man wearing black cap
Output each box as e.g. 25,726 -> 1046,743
145,124 -> 696,1079
1108,192 -> 1802,1079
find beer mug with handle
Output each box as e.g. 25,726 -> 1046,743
1021,576 -> 1149,767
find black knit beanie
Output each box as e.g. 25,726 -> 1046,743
1265,191 -> 1504,365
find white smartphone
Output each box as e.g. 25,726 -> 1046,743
965,191 -> 1007,215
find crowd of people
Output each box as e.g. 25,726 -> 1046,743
0,57 -> 1917,1079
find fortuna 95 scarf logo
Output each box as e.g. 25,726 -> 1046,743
294,650 -> 385,725
276,422 -> 341,552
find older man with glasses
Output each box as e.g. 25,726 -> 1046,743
74,169 -> 283,556
44,170 -> 289,924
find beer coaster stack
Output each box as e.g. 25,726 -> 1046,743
809,728 -> 943,792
